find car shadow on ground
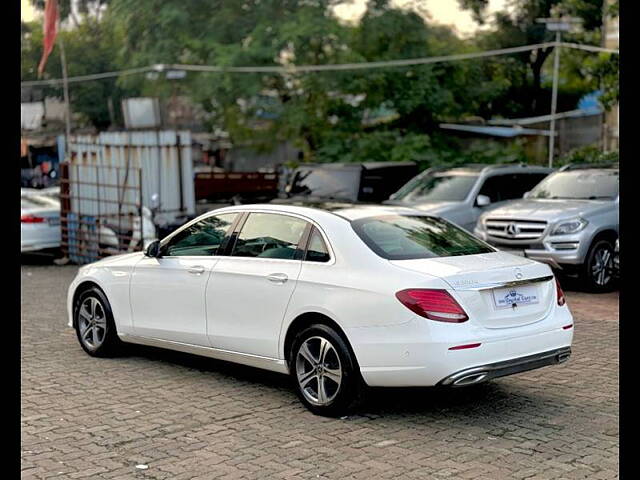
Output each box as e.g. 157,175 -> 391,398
20,251 -> 62,265
122,343 -> 564,421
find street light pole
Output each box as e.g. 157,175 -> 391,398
548,30 -> 561,168
536,16 -> 582,168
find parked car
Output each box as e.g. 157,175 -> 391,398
21,189 -> 61,253
612,238 -> 619,281
67,204 -> 573,416
474,164 -> 619,291
384,164 -> 553,231
273,162 -> 419,206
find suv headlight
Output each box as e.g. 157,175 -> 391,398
551,217 -> 588,235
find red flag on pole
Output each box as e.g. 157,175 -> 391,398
37,0 -> 59,77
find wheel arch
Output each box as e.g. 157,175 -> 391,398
71,280 -> 106,329
283,312 -> 359,369
590,228 -> 618,245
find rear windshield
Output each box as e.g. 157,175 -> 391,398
352,215 -> 494,260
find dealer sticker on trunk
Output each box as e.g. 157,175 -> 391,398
492,285 -> 539,309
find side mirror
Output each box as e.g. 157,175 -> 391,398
476,194 -> 491,208
145,239 -> 161,258
523,191 -> 531,199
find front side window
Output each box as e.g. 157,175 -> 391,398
478,173 -> 550,203
305,228 -> 331,263
393,173 -> 478,202
231,213 -> 307,260
164,213 -> 237,257
352,215 -> 494,260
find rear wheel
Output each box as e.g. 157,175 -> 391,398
74,287 -> 122,357
583,239 -> 616,292
290,324 -> 364,417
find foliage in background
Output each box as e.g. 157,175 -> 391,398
22,0 -> 618,167
557,145 -> 618,165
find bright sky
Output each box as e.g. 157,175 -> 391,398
21,0 -> 36,22
334,0 -> 508,36
22,0 -> 508,36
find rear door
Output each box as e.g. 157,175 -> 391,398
206,212 -> 309,358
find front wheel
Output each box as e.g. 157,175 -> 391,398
290,324 -> 364,417
74,287 -> 122,357
583,239 -> 616,292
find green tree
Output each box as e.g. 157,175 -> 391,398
458,0 -> 608,116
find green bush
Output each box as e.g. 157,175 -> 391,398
557,145 -> 619,166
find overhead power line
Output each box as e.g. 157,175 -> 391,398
21,41 -> 618,88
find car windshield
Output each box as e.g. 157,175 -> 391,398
392,173 -> 478,202
352,214 -> 494,260
529,170 -> 619,200
288,168 -> 360,201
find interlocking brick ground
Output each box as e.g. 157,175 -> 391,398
21,262 -> 618,479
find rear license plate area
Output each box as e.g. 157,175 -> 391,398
492,284 -> 539,309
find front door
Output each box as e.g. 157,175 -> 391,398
206,212 -> 308,358
130,212 -> 238,346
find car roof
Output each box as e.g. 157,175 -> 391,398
432,164 -> 553,175
209,203 -> 425,222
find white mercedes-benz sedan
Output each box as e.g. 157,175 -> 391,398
67,204 -> 573,416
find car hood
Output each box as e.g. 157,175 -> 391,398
482,198 -> 615,221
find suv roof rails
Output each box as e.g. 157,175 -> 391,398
558,162 -> 619,171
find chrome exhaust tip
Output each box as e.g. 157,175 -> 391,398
452,372 -> 488,386
557,351 -> 571,363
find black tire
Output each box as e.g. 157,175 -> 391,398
583,238 -> 616,292
290,324 -> 365,417
74,287 -> 123,357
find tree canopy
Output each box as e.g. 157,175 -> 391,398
21,0 -> 617,165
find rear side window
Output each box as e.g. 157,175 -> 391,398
231,213 -> 307,260
352,215 -> 494,260
305,228 -> 331,263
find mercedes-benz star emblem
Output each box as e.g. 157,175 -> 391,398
506,223 -> 519,236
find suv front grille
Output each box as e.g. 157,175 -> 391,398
485,218 -> 547,240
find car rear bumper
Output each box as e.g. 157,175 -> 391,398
349,307 -> 573,387
437,346 -> 571,387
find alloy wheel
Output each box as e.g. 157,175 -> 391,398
78,296 -> 107,350
591,245 -> 613,287
295,336 -> 343,406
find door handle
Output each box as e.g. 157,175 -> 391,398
266,273 -> 288,284
187,265 -> 206,275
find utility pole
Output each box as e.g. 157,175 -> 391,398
58,31 -> 72,160
548,30 -> 561,168
536,17 -> 582,168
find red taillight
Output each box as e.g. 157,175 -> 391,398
21,214 -> 46,224
555,278 -> 566,306
396,289 -> 469,323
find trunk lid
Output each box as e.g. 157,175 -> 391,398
391,252 -> 555,329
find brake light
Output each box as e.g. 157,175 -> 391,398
21,214 -> 46,223
555,278 -> 566,306
396,289 -> 468,323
